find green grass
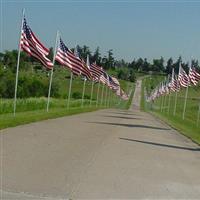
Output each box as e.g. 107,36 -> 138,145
151,111 -> 200,144
141,75 -> 200,144
52,68 -> 132,99
0,98 -> 101,114
0,64 -> 135,129
0,81 -> 135,130
0,106 -> 103,130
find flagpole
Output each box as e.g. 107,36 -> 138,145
46,31 -> 59,112
108,89 -> 111,107
81,78 -> 86,108
100,84 -> 105,106
160,95 -> 163,111
105,86 -> 108,106
173,90 -> 178,116
90,80 -> 94,107
13,8 -> 25,116
197,101 -> 200,127
174,62 -> 182,116
182,61 -> 191,120
107,89 -> 110,107
96,80 -> 100,107
163,94 -> 167,112
67,72 -> 73,109
112,93 -> 115,107
182,84 -> 189,120
167,92 -> 171,114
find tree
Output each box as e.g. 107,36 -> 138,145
80,45 -> 91,60
92,47 -> 101,65
152,57 -> 164,72
173,56 -> 182,74
107,49 -> 115,69
165,58 -> 173,74
135,58 -> 144,71
142,58 -> 150,71
129,69 -> 136,82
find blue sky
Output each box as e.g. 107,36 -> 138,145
1,0 -> 200,63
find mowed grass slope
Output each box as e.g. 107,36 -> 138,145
142,75 -> 200,144
0,67 -> 135,129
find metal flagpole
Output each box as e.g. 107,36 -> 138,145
197,101 -> 200,127
160,95 -> 163,111
46,31 -> 59,112
67,72 -> 73,109
174,63 -> 182,116
111,93 -> 115,107
182,84 -> 189,120
173,90 -> 178,116
106,88 -> 109,107
161,82 -> 166,112
81,78 -> 86,108
163,94 -> 166,112
100,84 -> 105,106
13,9 -> 25,116
105,86 -> 108,106
107,89 -> 110,107
167,72 -> 172,114
108,89 -> 111,107
90,80 -> 94,107
96,80 -> 100,107
167,92 -> 171,114
182,62 -> 190,120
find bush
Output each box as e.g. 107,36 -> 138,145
72,91 -> 82,99
84,94 -> 90,99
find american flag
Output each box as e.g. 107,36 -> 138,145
120,89 -> 129,100
99,71 -> 109,85
20,17 -> 53,69
108,75 -> 120,91
178,64 -> 190,88
56,38 -> 91,80
111,76 -> 120,87
158,82 -> 165,95
169,68 -> 180,92
90,63 -> 104,81
189,66 -> 200,86
164,82 -> 170,94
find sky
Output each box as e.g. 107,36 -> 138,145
1,0 -> 200,63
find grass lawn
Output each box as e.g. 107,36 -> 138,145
0,82 -> 135,130
0,106 -> 103,130
141,75 -> 200,144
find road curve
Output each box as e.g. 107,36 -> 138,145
1,80 -> 200,199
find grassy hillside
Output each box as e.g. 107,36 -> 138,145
141,75 -> 200,144
0,67 -> 135,129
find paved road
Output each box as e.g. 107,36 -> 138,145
1,80 -> 200,199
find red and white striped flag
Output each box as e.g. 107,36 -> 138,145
189,66 -> 200,86
99,71 -> 109,85
170,68 -> 180,92
90,63 -> 104,81
56,38 -> 91,80
20,17 -> 53,69
178,64 -> 190,88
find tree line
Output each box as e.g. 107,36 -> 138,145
1,46 -> 200,75
0,45 -> 200,99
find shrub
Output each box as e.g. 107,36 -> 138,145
72,91 -> 82,99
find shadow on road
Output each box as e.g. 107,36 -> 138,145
119,138 -> 200,152
101,115 -> 142,120
89,122 -> 170,131
105,111 -> 141,116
